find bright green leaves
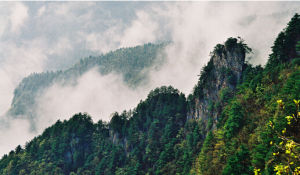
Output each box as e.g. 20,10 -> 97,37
224,101 -> 244,139
223,145 -> 252,175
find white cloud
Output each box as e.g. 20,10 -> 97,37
1,2 -> 300,157
145,2 -> 299,94
0,70 -> 15,114
81,26 -> 122,54
0,2 -> 28,38
0,13 -> 9,38
35,69 -> 149,132
9,2 -> 29,33
0,118 -> 35,156
54,3 -> 71,16
48,37 -> 73,55
80,9 -> 161,54
0,38 -> 48,115
120,10 -> 160,48
37,6 -> 46,17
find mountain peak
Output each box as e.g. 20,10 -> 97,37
188,37 -> 251,127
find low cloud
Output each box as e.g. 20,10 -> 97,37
35,68 -> 150,133
1,2 -> 300,157
0,38 -> 48,115
119,10 -> 160,48
145,2 -> 300,94
0,118 -> 35,156
0,2 -> 28,37
9,3 -> 28,33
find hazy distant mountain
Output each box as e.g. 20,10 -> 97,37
1,14 -> 299,175
8,43 -> 166,128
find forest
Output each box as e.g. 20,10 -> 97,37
0,14 -> 299,175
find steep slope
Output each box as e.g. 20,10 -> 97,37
0,14 -> 299,175
187,37 -> 251,130
0,38 -> 251,175
190,14 -> 300,175
7,43 -> 166,125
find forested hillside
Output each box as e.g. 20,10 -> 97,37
0,14 -> 299,175
189,14 -> 300,175
8,43 -> 166,128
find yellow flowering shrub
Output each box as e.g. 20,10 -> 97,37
271,100 -> 300,175
255,100 -> 300,175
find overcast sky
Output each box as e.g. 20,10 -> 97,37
0,1 -> 300,156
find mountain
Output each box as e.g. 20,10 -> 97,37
0,14 -> 299,175
7,43 -> 166,128
187,37 -> 251,130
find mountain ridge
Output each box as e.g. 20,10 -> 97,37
0,13 -> 299,175
7,43 -> 166,129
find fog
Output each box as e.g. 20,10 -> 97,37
35,69 -> 150,133
0,1 -> 300,156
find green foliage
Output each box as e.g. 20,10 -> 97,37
239,64 -> 263,91
252,143 -> 269,170
296,41 -> 300,52
191,14 -> 300,175
2,13 -> 300,175
0,86 -> 191,175
109,112 -> 127,137
238,37 -> 253,54
224,101 -> 244,139
261,100 -> 300,175
224,37 -> 252,54
214,44 -> 225,56
207,117 -> 213,130
222,145 -> 252,175
198,131 -> 216,174
266,13 -> 300,72
281,69 -> 300,101
225,37 -> 238,51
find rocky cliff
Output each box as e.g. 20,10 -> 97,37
188,37 -> 250,129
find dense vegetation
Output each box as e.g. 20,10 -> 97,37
1,14 -> 300,175
0,86 -> 198,175
190,14 -> 300,175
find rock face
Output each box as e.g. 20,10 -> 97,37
188,38 -> 248,129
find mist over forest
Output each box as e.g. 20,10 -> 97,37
0,2 -> 300,175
